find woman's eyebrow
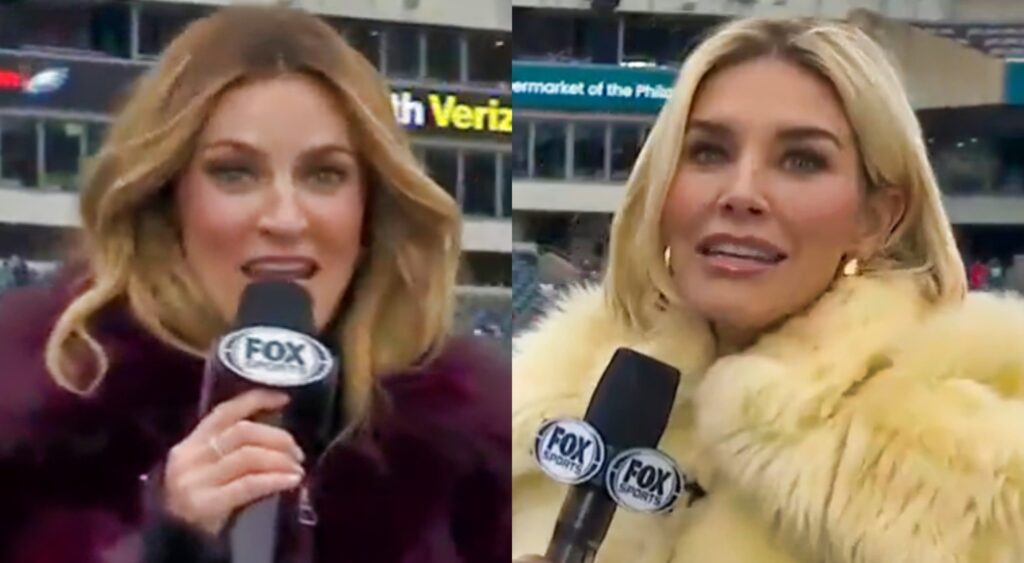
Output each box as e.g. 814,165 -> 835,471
199,138 -> 261,155
687,119 -> 733,139
776,126 -> 844,149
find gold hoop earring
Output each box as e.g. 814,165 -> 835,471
842,257 -> 861,277
664,247 -> 673,271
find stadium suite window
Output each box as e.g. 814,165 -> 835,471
0,7 -> 14,49
512,121 -> 529,177
86,123 -> 109,157
467,32 -> 511,84
90,4 -> 132,57
464,152 -> 497,217
572,122 -> 607,180
611,123 -> 647,180
996,138 -> 1024,194
464,252 -> 512,287
385,25 -> 421,78
425,29 -> 461,82
423,147 -> 458,199
511,9 -> 593,62
622,14 -> 713,66
0,3 -> 130,56
502,154 -> 512,217
138,3 -> 213,56
343,23 -> 383,67
43,121 -> 85,192
931,139 -> 1000,195
534,122 -> 567,179
0,117 -> 39,189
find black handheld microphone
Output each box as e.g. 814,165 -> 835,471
198,280 -> 339,563
537,348 -> 681,563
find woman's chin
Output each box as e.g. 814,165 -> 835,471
688,295 -> 778,342
687,282 -> 764,319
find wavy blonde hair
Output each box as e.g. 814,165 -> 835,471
606,17 -> 966,329
47,6 -> 461,427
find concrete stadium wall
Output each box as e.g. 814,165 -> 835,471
514,180 -> 625,213
949,0 -> 1024,21
511,0 -> 949,20
511,0 -> 1024,23
147,0 -> 511,31
848,9 -> 1003,109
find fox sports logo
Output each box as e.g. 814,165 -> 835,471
219,326 -> 333,387
605,448 -> 682,513
533,418 -> 606,485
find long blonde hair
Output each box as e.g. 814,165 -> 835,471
605,17 -> 966,330
47,6 -> 461,427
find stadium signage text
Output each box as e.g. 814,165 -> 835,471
0,51 -> 512,139
512,62 -> 676,114
391,90 -> 512,135
513,79 -> 670,101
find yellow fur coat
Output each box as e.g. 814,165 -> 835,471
512,275 -> 1024,562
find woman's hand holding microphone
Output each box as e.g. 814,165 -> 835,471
164,387 -> 549,554
162,389 -> 306,536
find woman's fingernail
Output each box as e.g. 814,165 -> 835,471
294,447 -> 306,462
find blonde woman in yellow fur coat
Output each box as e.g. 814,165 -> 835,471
512,16 -> 1024,563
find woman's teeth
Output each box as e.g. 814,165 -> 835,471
241,261 -> 318,280
704,243 -> 782,263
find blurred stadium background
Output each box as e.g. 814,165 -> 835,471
0,0 -> 511,354
512,0 -> 1024,339
8,0 -> 1024,354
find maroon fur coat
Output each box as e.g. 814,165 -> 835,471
0,274 -> 510,562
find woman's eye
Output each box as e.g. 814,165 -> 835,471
307,166 -> 350,189
206,163 -> 256,185
687,142 -> 728,165
782,150 -> 827,173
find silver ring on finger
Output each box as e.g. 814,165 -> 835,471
209,434 -> 227,459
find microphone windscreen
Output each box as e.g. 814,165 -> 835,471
234,280 -> 314,334
584,348 -> 680,449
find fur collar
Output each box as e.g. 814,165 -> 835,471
513,275 -> 1024,561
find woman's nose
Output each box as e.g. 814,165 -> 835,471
257,180 -> 309,239
718,159 -> 768,217
720,192 -> 766,217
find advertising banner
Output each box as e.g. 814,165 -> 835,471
0,50 -> 144,114
512,61 -> 676,114
0,49 -> 511,137
1006,61 -> 1024,104
391,89 -> 511,136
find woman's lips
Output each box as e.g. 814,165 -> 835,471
695,233 -> 788,278
701,252 -> 782,277
241,257 -> 320,281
